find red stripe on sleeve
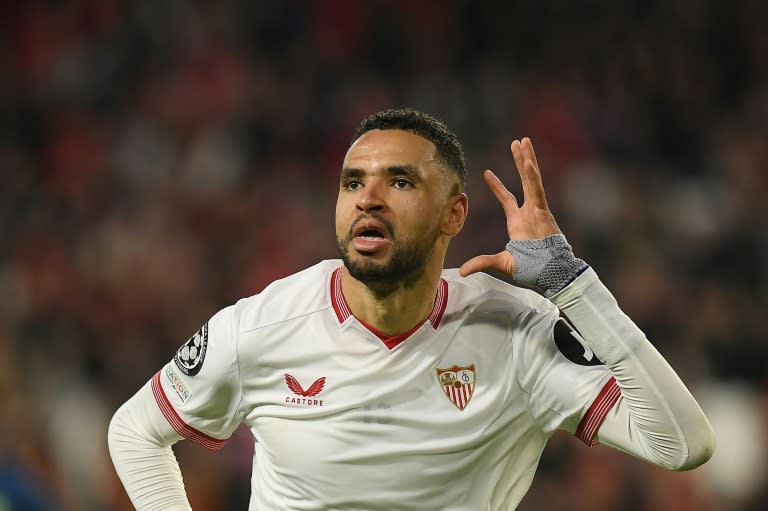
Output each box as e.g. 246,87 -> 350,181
151,371 -> 227,451
575,376 -> 622,446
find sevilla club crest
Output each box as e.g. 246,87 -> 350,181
436,364 -> 476,411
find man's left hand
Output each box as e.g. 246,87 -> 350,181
460,137 -> 561,278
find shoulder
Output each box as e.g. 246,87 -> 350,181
441,268 -> 558,319
232,260 -> 341,333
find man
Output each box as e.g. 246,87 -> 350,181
109,108 -> 715,510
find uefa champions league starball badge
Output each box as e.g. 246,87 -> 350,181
174,323 -> 209,376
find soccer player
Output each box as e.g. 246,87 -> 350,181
108,109 -> 715,510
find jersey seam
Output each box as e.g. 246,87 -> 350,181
456,271 -> 555,315
515,377 -> 570,429
234,306 -> 245,420
240,305 -> 331,333
513,310 -> 571,430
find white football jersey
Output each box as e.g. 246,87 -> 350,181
153,260 -> 619,510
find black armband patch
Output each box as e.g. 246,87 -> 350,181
553,317 -> 603,366
174,322 -> 209,376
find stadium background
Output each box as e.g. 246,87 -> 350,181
1,1 -> 766,509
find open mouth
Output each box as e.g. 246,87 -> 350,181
352,218 -> 391,240
351,219 -> 392,253
358,228 -> 385,239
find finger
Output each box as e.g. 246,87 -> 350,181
482,169 -> 519,215
511,140 -> 535,207
510,139 -> 527,180
516,138 -> 548,208
523,158 -> 548,208
521,137 -> 539,170
459,251 -> 515,277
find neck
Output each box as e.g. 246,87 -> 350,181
341,257 -> 444,336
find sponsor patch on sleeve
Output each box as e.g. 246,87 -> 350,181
164,363 -> 192,403
174,322 -> 209,376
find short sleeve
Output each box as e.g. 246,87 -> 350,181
515,307 -> 614,438
152,305 -> 243,450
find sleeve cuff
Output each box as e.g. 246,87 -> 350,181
151,371 -> 227,451
575,376 -> 622,446
549,266 -> 599,306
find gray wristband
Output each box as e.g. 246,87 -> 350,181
505,234 -> 588,297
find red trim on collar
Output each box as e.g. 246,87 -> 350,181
357,317 -> 426,350
329,267 -> 449,346
428,279 -> 449,329
330,267 -> 353,322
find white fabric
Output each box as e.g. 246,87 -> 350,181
550,268 -> 715,470
109,259 -> 714,510
108,381 -> 190,510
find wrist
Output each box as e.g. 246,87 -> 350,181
505,234 -> 588,297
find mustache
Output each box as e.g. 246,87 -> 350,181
345,213 -> 395,241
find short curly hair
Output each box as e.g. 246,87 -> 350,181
352,108 -> 467,192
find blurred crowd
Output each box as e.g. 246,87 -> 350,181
1,1 -> 766,510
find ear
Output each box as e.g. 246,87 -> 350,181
441,193 -> 468,237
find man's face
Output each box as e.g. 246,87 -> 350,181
335,129 -> 454,287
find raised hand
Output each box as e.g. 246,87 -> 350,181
459,138 -> 561,278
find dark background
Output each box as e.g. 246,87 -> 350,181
1,1 -> 766,509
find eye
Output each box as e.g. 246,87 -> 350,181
393,178 -> 413,189
343,179 -> 363,191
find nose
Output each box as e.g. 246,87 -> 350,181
356,183 -> 385,213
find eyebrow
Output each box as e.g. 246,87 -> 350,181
340,164 -> 422,181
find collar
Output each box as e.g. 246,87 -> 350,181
330,266 -> 449,333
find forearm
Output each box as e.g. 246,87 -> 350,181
108,381 -> 192,510
551,268 -> 715,470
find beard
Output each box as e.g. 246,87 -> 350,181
337,215 -> 441,296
